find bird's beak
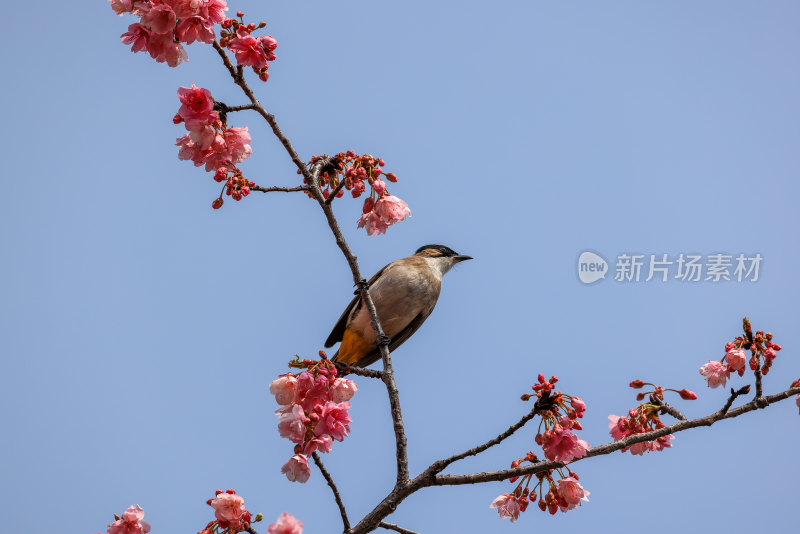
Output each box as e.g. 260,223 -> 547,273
454,254 -> 473,262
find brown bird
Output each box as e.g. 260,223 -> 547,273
325,245 -> 472,367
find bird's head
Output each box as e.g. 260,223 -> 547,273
414,244 -> 472,277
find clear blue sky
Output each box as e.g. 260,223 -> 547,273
2,1 -> 798,533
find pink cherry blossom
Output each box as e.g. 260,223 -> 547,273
314,401 -> 352,441
109,0 -> 137,16
189,124 -> 216,150
648,434 -> 674,452
277,404 -> 307,443
166,0 -> 200,19
374,194 -> 411,224
490,493 -> 521,522
357,210 -> 390,236
725,348 -> 746,372
371,179 -> 386,195
121,23 -> 151,53
228,27 -> 270,69
107,505 -> 151,534
267,512 -> 304,534
570,396 -> 586,418
557,477 -> 590,511
270,375 -> 298,405
699,360 -> 730,388
146,33 -> 188,67
209,492 -> 246,529
281,454 -> 311,483
303,434 -> 333,455
141,3 -> 177,34
223,126 -> 253,164
542,427 -> 590,463
201,0 -> 228,24
764,347 -> 777,361
176,16 -> 215,44
177,84 -> 215,128
608,415 -> 629,441
329,378 -> 358,403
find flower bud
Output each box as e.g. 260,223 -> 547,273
636,392 -> 645,401
254,513 -> 263,522
629,379 -> 645,389
678,389 -> 697,400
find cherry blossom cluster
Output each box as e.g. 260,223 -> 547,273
172,84 -> 255,208
111,0 -> 228,67
700,318 -> 782,388
198,489 -> 260,534
519,374 -> 590,464
491,375 -> 590,521
95,504 -> 151,534
218,12 -> 278,82
491,454 -> 590,521
607,380 -> 696,455
269,354 -> 358,483
307,152 -> 410,235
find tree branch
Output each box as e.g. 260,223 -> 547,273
211,39 -> 313,183
250,184 -> 309,193
378,522 -> 419,534
429,386 -> 800,486
212,42 -> 411,488
312,452 -> 350,532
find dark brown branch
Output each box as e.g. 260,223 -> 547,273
659,403 -> 687,421
312,452 -> 350,531
211,39 -> 313,182
429,386 -> 800,486
424,399 -> 549,477
333,361 -> 385,379
378,522 -> 419,534
250,184 -> 309,193
211,40 -> 410,530
244,528 -> 258,534
325,180 -> 348,205
722,384 -> 752,414
309,158 -> 409,486
754,368 -> 763,398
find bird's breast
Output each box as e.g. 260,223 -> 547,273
347,262 -> 441,342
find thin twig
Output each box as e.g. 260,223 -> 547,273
424,397 -> 552,477
312,452 -> 350,531
721,384 -> 752,414
333,361 -> 385,379
250,184 -> 309,193
378,522 -> 419,534
659,403 -> 687,421
211,39 -> 313,182
325,179 -> 348,205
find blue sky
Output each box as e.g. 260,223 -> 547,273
1,1 -> 798,533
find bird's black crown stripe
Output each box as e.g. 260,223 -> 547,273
415,244 -> 458,256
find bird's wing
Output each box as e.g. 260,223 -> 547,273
352,311 -> 427,368
324,264 -> 389,348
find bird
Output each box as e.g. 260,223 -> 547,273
325,244 -> 472,368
